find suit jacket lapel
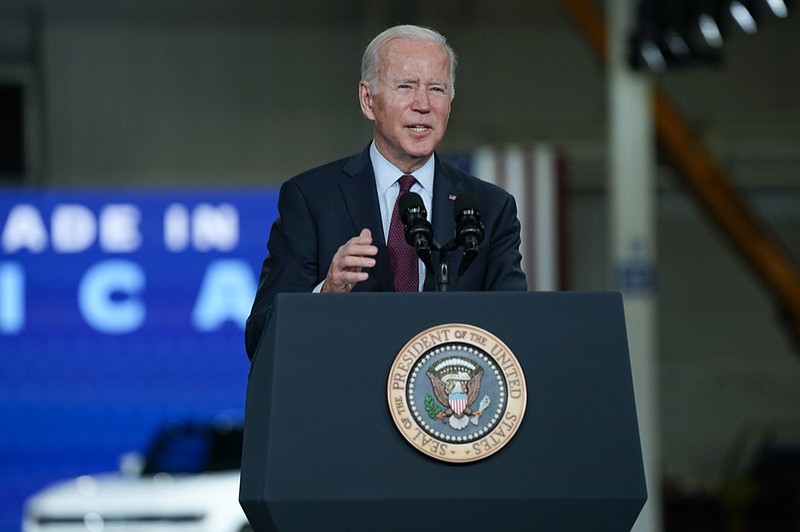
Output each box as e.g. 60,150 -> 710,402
340,147 -> 394,292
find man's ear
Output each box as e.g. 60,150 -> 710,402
358,81 -> 376,121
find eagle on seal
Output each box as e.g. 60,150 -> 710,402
427,366 -> 484,422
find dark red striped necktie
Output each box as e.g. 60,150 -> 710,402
387,175 -> 418,292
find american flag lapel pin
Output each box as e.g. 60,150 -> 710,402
448,194 -> 457,201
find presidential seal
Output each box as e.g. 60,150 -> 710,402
387,323 -> 527,463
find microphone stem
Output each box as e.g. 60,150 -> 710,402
437,250 -> 450,292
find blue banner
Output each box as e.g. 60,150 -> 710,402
0,187 -> 278,531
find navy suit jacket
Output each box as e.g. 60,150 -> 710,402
245,146 -> 527,359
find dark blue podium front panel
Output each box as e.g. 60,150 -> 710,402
241,291 -> 646,532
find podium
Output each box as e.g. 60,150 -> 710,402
240,292 -> 646,531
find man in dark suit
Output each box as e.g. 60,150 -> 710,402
245,24 -> 527,360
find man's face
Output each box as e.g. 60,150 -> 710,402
359,38 -> 452,174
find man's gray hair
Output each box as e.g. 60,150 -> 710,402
361,24 -> 457,100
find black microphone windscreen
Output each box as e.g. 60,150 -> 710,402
399,192 -> 424,214
453,193 -> 480,221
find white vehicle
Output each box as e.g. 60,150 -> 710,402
22,422 -> 252,532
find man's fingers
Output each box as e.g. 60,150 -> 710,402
358,228 -> 372,242
341,234 -> 377,257
322,228 -> 377,293
338,254 -> 376,270
337,270 -> 369,284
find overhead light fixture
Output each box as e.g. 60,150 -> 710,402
628,0 -> 794,73
730,1 -> 759,33
765,0 -> 789,18
639,39 -> 668,73
698,13 -> 724,48
664,29 -> 692,59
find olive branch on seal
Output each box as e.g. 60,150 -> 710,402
424,394 -> 442,420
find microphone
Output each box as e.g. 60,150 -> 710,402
399,192 -> 434,269
454,193 -> 484,276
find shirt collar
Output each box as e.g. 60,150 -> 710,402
370,142 -> 435,197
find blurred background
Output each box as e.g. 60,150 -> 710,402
1,0 -> 799,531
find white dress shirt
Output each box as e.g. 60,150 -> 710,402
370,142 -> 434,291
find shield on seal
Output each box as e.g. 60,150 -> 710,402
449,392 -> 467,416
